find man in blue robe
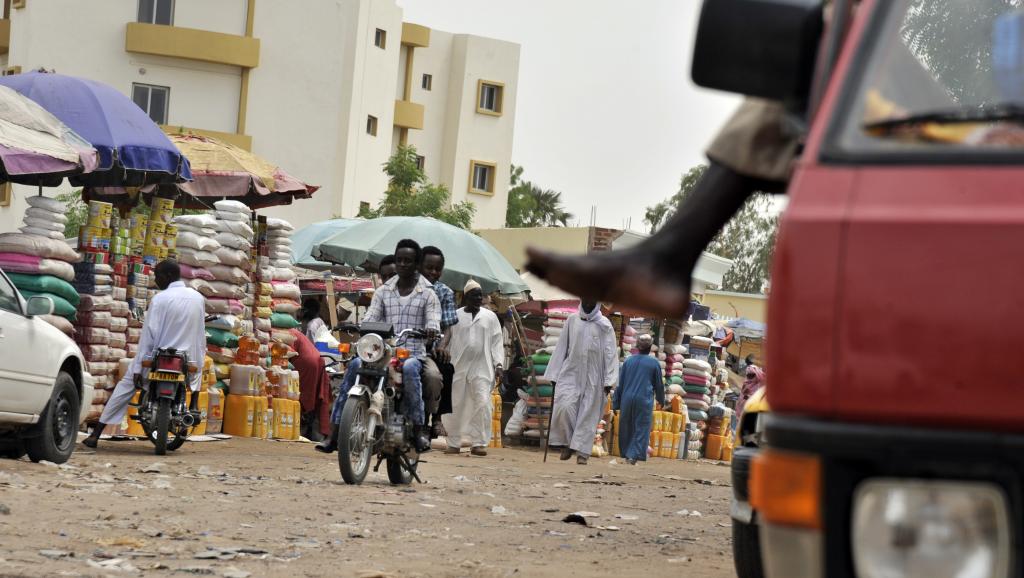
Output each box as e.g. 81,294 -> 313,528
612,334 -> 665,464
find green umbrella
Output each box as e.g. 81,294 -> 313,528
289,218 -> 362,271
314,216 -> 529,295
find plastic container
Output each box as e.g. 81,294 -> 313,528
253,396 -> 269,438
223,394 -> 255,437
229,364 -> 263,396
206,388 -> 224,434
236,335 -> 260,366
704,433 -> 725,461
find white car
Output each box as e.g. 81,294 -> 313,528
0,268 -> 93,463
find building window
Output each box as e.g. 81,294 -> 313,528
366,115 -> 378,136
415,155 -> 425,171
131,83 -> 169,125
359,201 -> 371,214
477,81 -> 504,116
374,28 -> 387,49
422,74 -> 433,91
138,0 -> 174,25
469,161 -> 496,195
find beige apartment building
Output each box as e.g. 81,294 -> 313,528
0,0 -> 520,232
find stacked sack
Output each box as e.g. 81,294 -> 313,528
688,335 -> 713,362
681,357 -> 713,455
266,218 -> 300,353
542,310 -> 567,350
519,351 -> 553,439
0,196 -> 80,335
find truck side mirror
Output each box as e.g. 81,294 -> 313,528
25,295 -> 54,317
692,0 -> 824,107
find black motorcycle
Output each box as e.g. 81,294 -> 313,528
132,348 -> 200,455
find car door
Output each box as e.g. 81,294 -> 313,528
0,270 -> 53,415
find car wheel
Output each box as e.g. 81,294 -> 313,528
733,518 -> 764,578
25,372 -> 80,465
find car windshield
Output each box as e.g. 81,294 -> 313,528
835,0 -> 1024,153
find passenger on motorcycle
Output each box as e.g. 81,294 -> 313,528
317,239 -> 440,454
82,259 -> 206,449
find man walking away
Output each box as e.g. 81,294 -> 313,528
317,239 -> 440,454
544,301 -> 619,465
420,245 -> 457,438
443,280 -> 503,456
83,260 -> 206,448
612,334 -> 665,465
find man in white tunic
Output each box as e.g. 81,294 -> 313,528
544,301 -> 618,465
443,280 -> 503,456
82,260 -> 206,449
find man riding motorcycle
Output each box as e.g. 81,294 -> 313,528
82,259 -> 206,449
317,239 -> 441,454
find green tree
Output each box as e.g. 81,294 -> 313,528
900,0 -> 1022,105
56,189 -> 88,239
361,145 -> 476,229
644,163 -> 779,294
504,164 -> 573,227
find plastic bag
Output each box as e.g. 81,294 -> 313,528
504,399 -> 528,436
177,231 -> 221,252
19,226 -> 65,240
213,199 -> 250,213
26,195 -> 65,212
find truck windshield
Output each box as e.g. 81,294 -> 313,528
833,0 -> 1024,156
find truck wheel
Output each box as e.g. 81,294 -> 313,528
25,372 -> 80,464
733,519 -> 764,578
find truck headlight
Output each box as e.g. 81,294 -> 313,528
356,334 -> 386,364
852,479 -> 1011,578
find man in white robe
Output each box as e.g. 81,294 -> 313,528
544,301 -> 619,465
443,280 -> 504,456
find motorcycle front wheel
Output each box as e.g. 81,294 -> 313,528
338,396 -> 372,485
386,454 -> 417,485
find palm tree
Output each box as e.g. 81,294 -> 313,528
526,187 -> 572,227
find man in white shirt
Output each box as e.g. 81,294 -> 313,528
82,260 -> 206,449
442,280 -> 503,456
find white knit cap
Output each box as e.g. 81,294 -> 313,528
464,278 -> 482,293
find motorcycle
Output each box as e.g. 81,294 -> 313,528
334,322 -> 431,485
131,348 -> 201,456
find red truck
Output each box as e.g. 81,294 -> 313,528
695,0 -> 1021,576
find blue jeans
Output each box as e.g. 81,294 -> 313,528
330,357 -> 426,426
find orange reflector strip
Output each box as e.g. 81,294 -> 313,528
338,343 -> 351,354
396,348 -> 411,360
750,449 -> 822,529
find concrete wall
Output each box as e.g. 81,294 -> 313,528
701,290 -> 768,323
477,227 -> 593,271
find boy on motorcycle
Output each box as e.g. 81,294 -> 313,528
317,239 -> 440,454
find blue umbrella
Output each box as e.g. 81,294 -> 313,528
290,218 -> 362,270
0,71 -> 191,187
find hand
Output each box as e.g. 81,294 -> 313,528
425,328 -> 439,342
434,344 -> 451,364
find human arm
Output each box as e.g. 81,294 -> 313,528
489,313 -> 505,377
611,361 -> 625,411
423,289 -> 441,337
602,326 -> 619,388
653,362 -> 665,408
363,290 -> 384,323
542,317 -> 571,381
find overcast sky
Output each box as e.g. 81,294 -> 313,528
398,0 -> 741,231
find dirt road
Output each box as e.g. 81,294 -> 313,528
0,438 -> 736,577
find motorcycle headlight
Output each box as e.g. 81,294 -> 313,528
852,479 -> 1011,578
356,334 -> 386,364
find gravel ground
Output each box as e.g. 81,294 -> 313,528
0,437 -> 737,577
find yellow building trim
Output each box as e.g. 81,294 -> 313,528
11,0 -> 23,9
401,22 -> 430,48
161,125 -> 252,151
393,99 -> 424,130
476,80 -> 504,117
399,128 -> 409,147
0,19 -> 9,56
237,0 -> 255,135
468,160 -> 497,196
125,22 -> 260,69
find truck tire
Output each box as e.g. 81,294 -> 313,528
733,518 -> 764,578
0,440 -> 26,460
25,372 -> 80,464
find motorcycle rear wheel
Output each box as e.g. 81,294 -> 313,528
154,398 -> 171,456
338,396 -> 372,485
386,454 -> 417,485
